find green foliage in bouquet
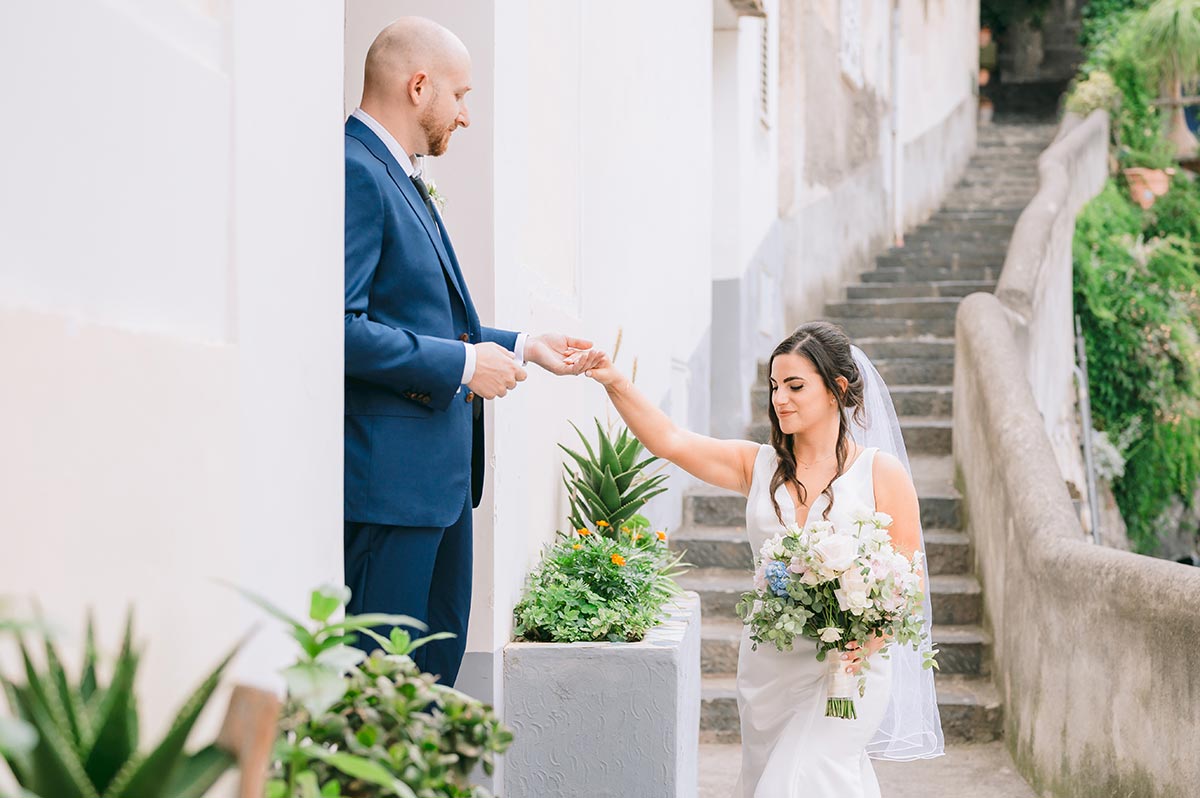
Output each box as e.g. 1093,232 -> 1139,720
513,531 -> 687,643
245,586 -> 512,798
1073,180 -> 1200,551
560,420 -> 668,538
0,611 -> 239,798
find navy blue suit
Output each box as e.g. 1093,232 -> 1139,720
343,115 -> 517,685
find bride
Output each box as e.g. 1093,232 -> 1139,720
577,321 -> 943,796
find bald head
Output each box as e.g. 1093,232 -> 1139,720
359,17 -> 473,158
363,17 -> 470,100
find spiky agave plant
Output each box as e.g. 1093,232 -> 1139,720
0,613 -> 240,798
560,419 -> 668,538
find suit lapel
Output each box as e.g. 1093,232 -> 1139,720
345,117 -> 468,307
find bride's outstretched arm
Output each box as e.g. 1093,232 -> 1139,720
576,350 -> 760,496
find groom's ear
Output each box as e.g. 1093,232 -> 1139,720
408,71 -> 430,105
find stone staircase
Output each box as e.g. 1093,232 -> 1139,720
676,122 -> 1058,749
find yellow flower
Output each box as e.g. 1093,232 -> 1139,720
656,530 -> 667,541
620,526 -> 630,534
573,544 -> 582,550
633,532 -> 642,541
577,528 -> 591,536
596,520 -> 610,528
611,553 -> 626,566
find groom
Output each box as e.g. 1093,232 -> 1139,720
343,17 -> 599,687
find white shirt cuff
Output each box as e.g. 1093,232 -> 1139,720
514,333 -> 529,365
461,341 -> 476,385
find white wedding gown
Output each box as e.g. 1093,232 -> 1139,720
732,443 -> 893,797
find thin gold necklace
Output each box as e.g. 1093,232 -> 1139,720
795,450 -> 836,469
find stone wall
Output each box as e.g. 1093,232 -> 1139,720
955,293 -> 1200,797
955,108 -> 1200,796
995,110 -> 1109,504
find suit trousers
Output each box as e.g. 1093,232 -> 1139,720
343,494 -> 473,688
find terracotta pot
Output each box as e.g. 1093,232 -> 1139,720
1123,167 -> 1171,209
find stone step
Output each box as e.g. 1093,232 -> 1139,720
859,264 -> 1002,283
875,252 -> 1003,270
874,358 -> 955,386
847,280 -> 995,300
824,298 -> 963,320
700,673 -> 1002,743
677,569 -> 980,625
901,416 -> 953,454
810,314 -> 957,340
697,618 -> 990,677
898,232 -> 1014,250
890,384 -> 954,417
852,337 -> 957,360
670,526 -> 970,577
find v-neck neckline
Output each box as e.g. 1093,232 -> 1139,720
778,446 -> 871,528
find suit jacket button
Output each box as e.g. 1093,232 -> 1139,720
459,333 -> 470,342
464,391 -> 475,403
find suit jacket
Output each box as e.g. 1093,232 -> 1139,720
344,116 -> 518,528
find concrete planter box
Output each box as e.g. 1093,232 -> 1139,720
502,592 -> 702,798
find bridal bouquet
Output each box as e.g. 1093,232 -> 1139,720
735,509 -> 938,719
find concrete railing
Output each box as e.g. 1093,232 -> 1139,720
994,110 -> 1110,493
955,295 -> 1200,797
956,110 -> 1200,796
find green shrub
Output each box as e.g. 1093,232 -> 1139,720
512,530 -> 686,643
1073,180 -> 1200,551
244,586 -> 512,798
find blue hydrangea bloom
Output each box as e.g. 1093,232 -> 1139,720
765,560 -> 791,597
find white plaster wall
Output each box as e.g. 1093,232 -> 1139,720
0,0 -> 343,767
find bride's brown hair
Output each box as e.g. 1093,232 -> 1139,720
767,322 -> 866,525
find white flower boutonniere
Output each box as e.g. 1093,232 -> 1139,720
425,179 -> 447,213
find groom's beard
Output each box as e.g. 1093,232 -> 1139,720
421,116 -> 452,157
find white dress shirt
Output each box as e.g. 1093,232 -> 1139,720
351,108 -> 527,385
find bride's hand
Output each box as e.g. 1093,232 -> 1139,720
842,636 -> 889,675
575,350 -> 622,387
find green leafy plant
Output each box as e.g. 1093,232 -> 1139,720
560,420 -> 667,538
981,0 -> 1053,32
245,586 -> 511,798
0,611 -> 240,798
512,531 -> 687,643
1074,180 -> 1200,552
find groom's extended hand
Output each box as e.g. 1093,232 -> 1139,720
526,333 -> 604,376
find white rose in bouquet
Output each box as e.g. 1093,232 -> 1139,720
812,533 -> 858,575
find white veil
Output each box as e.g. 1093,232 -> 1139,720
850,345 -> 945,761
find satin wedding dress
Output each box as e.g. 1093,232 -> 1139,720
732,443 -> 894,798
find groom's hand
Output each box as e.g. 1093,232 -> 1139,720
469,342 -> 527,399
526,333 -> 604,376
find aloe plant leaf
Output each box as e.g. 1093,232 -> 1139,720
42,631 -> 86,748
1,680 -> 35,785
83,614 -> 139,795
21,695 -> 99,798
162,744 -> 235,798
568,421 -> 599,466
327,613 -> 425,634
610,488 -> 669,527
570,479 -> 610,521
15,638 -> 78,762
599,467 -> 621,510
557,444 -> 602,486
595,419 -> 621,476
79,614 -> 98,704
101,638 -> 241,798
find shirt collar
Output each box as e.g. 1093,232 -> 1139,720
351,108 -> 416,177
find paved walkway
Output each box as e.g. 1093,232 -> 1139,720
699,742 -> 1038,797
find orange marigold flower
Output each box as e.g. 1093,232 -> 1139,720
573,543 -> 582,550
656,530 -> 667,541
596,520 -> 610,528
577,528 -> 591,536
620,526 -> 630,534
611,553 -> 626,566
632,532 -> 642,541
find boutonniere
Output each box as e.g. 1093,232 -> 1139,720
425,178 -> 447,213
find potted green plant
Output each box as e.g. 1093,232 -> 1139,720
503,423 -> 700,798
1136,0 -> 1200,158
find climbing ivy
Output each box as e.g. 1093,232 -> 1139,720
1073,180 -> 1200,552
